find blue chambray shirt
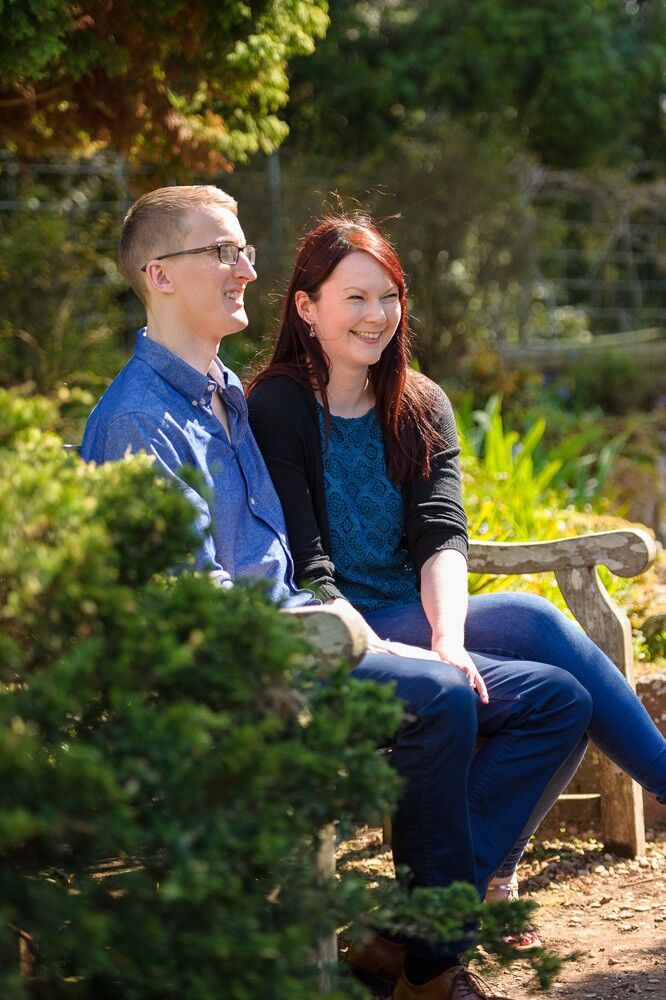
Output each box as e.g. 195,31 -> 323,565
81,329 -> 312,608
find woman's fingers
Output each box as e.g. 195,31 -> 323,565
370,636 -> 490,705
433,640 -> 490,704
464,664 -> 489,704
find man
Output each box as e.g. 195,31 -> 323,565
81,186 -> 591,1000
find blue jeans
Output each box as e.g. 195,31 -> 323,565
365,592 -> 666,880
352,643 -> 591,958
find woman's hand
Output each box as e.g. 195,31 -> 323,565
432,638 -> 489,704
420,550 -> 486,695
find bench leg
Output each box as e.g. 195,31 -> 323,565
316,823 -> 337,994
555,565 -> 646,857
599,762 -> 645,857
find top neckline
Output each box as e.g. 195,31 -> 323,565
315,398 -> 376,422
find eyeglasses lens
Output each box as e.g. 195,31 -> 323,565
218,244 -> 256,265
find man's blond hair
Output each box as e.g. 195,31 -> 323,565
119,185 -> 238,305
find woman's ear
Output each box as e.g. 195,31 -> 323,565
294,290 -> 314,324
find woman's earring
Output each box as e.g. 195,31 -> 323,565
309,324 -> 316,338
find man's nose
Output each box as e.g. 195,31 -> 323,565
234,252 -> 257,282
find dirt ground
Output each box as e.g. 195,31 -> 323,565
337,823 -> 666,999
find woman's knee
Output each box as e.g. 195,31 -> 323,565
467,591 -> 589,669
493,591 -> 569,633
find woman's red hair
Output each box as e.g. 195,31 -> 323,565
247,214 -> 444,483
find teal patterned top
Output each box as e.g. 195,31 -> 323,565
316,403 -> 420,614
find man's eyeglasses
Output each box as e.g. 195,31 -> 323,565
140,242 -> 257,272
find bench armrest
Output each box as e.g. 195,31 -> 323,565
468,528 -> 657,578
469,526 -> 658,695
286,604 -> 368,668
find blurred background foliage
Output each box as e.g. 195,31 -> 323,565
0,0 -> 329,170
285,0 -> 665,168
0,189 -> 125,393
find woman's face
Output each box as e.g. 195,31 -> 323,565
298,251 -> 401,376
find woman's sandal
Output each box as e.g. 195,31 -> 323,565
484,872 -> 543,952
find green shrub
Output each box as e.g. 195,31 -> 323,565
0,415 -> 398,997
457,396 -> 628,612
458,393 -> 629,513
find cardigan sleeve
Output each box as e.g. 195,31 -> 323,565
404,382 -> 469,578
247,378 -> 343,601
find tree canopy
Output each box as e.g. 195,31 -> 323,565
0,0 -> 328,170
2,1 -> 663,171
287,0 -> 666,168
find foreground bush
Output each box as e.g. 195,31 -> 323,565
0,405 -> 407,998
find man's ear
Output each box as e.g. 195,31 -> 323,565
294,290 -> 314,324
144,261 -> 176,295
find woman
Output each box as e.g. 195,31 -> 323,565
247,214 -> 666,978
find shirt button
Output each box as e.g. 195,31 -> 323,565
249,497 -> 256,507
192,399 -> 198,406
207,383 -> 216,392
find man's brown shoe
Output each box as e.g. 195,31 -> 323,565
346,934 -> 404,995
392,965 -> 513,999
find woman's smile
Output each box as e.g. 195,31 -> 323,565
351,328 -> 385,342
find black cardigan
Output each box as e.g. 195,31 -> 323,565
247,375 -> 469,601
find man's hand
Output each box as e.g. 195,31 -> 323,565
327,599 -> 440,661
432,638 -> 489,704
382,640 -> 441,662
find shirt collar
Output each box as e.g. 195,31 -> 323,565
135,328 -> 231,403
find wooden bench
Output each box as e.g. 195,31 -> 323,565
302,527 -> 658,989
305,527 -> 657,858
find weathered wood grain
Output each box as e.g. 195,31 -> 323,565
289,603 -> 368,668
468,528 -> 657,578
316,824 -> 338,992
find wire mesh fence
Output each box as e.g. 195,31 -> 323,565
1,150 -> 664,343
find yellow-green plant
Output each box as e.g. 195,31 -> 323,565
458,396 -> 625,610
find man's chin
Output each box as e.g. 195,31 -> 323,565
220,309 -> 249,337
